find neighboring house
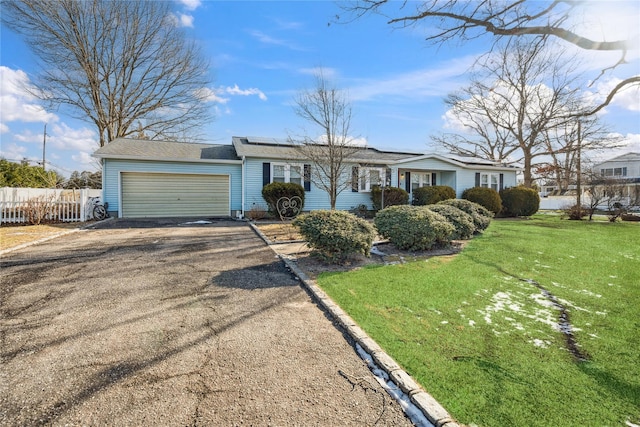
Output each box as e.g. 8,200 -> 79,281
593,152 -> 640,181
93,137 -> 519,218
590,151 -> 640,202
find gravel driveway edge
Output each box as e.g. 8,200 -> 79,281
248,222 -> 461,427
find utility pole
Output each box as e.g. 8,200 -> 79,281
42,123 -> 47,171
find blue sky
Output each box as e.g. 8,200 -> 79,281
1,0 -> 639,177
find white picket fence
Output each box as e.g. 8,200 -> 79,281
0,187 -> 103,224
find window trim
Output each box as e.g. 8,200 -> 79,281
271,162 -> 303,185
480,172 -> 500,191
358,166 -> 386,193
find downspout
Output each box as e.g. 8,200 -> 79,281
241,155 -> 246,219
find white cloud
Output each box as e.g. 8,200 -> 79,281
178,0 -> 201,11
48,123 -> 98,152
587,77 -> 640,112
248,30 -> 304,51
167,12 -> 195,28
196,87 -> 229,104
224,84 -> 267,101
0,142 -> 27,161
0,123 -> 8,133
178,13 -> 194,28
71,151 -> 98,168
348,55 -> 478,102
0,66 -> 58,124
197,85 -> 267,103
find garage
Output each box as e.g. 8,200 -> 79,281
121,172 -> 230,218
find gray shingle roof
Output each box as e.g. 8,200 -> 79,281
93,138 -> 240,162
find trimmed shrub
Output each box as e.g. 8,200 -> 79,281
438,199 -> 493,232
261,182 -> 305,217
412,185 -> 456,206
426,204 -> 475,240
461,186 -> 502,214
500,186 -> 540,217
374,205 -> 455,251
371,186 -> 409,210
293,210 -> 375,264
564,204 -> 587,221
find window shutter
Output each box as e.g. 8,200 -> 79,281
405,172 -> 411,193
352,166 -> 359,192
499,173 -> 504,191
304,164 -> 311,192
263,163 -> 271,186
431,172 -> 437,186
385,167 -> 392,187
475,172 -> 480,187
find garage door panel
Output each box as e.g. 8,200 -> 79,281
121,172 -> 229,218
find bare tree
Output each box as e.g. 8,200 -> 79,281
1,0 -> 212,147
341,0 -> 640,113
539,118 -> 622,193
432,38 -> 618,188
289,71 -> 361,209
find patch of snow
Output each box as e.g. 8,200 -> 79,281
469,320 -> 475,327
355,344 -> 435,427
180,220 -> 212,225
577,289 -> 602,298
530,339 -> 551,348
370,246 -> 386,256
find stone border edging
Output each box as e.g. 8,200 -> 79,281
248,222 -> 460,427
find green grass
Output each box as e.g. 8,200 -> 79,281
318,215 -> 640,426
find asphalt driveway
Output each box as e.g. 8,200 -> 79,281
0,219 -> 412,426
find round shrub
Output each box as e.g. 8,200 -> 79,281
371,186 -> 409,210
374,205 -> 455,251
461,186 -> 502,214
292,210 -> 375,264
262,182 -> 305,217
438,199 -> 492,232
500,186 -> 540,217
426,204 -> 475,240
412,185 -> 456,206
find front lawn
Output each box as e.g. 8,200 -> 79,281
318,215 -> 640,426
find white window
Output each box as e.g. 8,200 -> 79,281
601,167 -> 627,177
272,163 -> 302,185
359,167 -> 385,192
411,172 -> 435,192
480,173 -> 499,191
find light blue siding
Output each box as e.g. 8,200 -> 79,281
103,159 -> 242,215
246,157 -> 386,211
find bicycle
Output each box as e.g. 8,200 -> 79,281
89,197 -> 109,220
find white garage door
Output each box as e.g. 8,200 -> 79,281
121,172 -> 230,218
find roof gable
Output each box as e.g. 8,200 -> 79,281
595,152 -> 640,165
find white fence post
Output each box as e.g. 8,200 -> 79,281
80,188 -> 87,222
